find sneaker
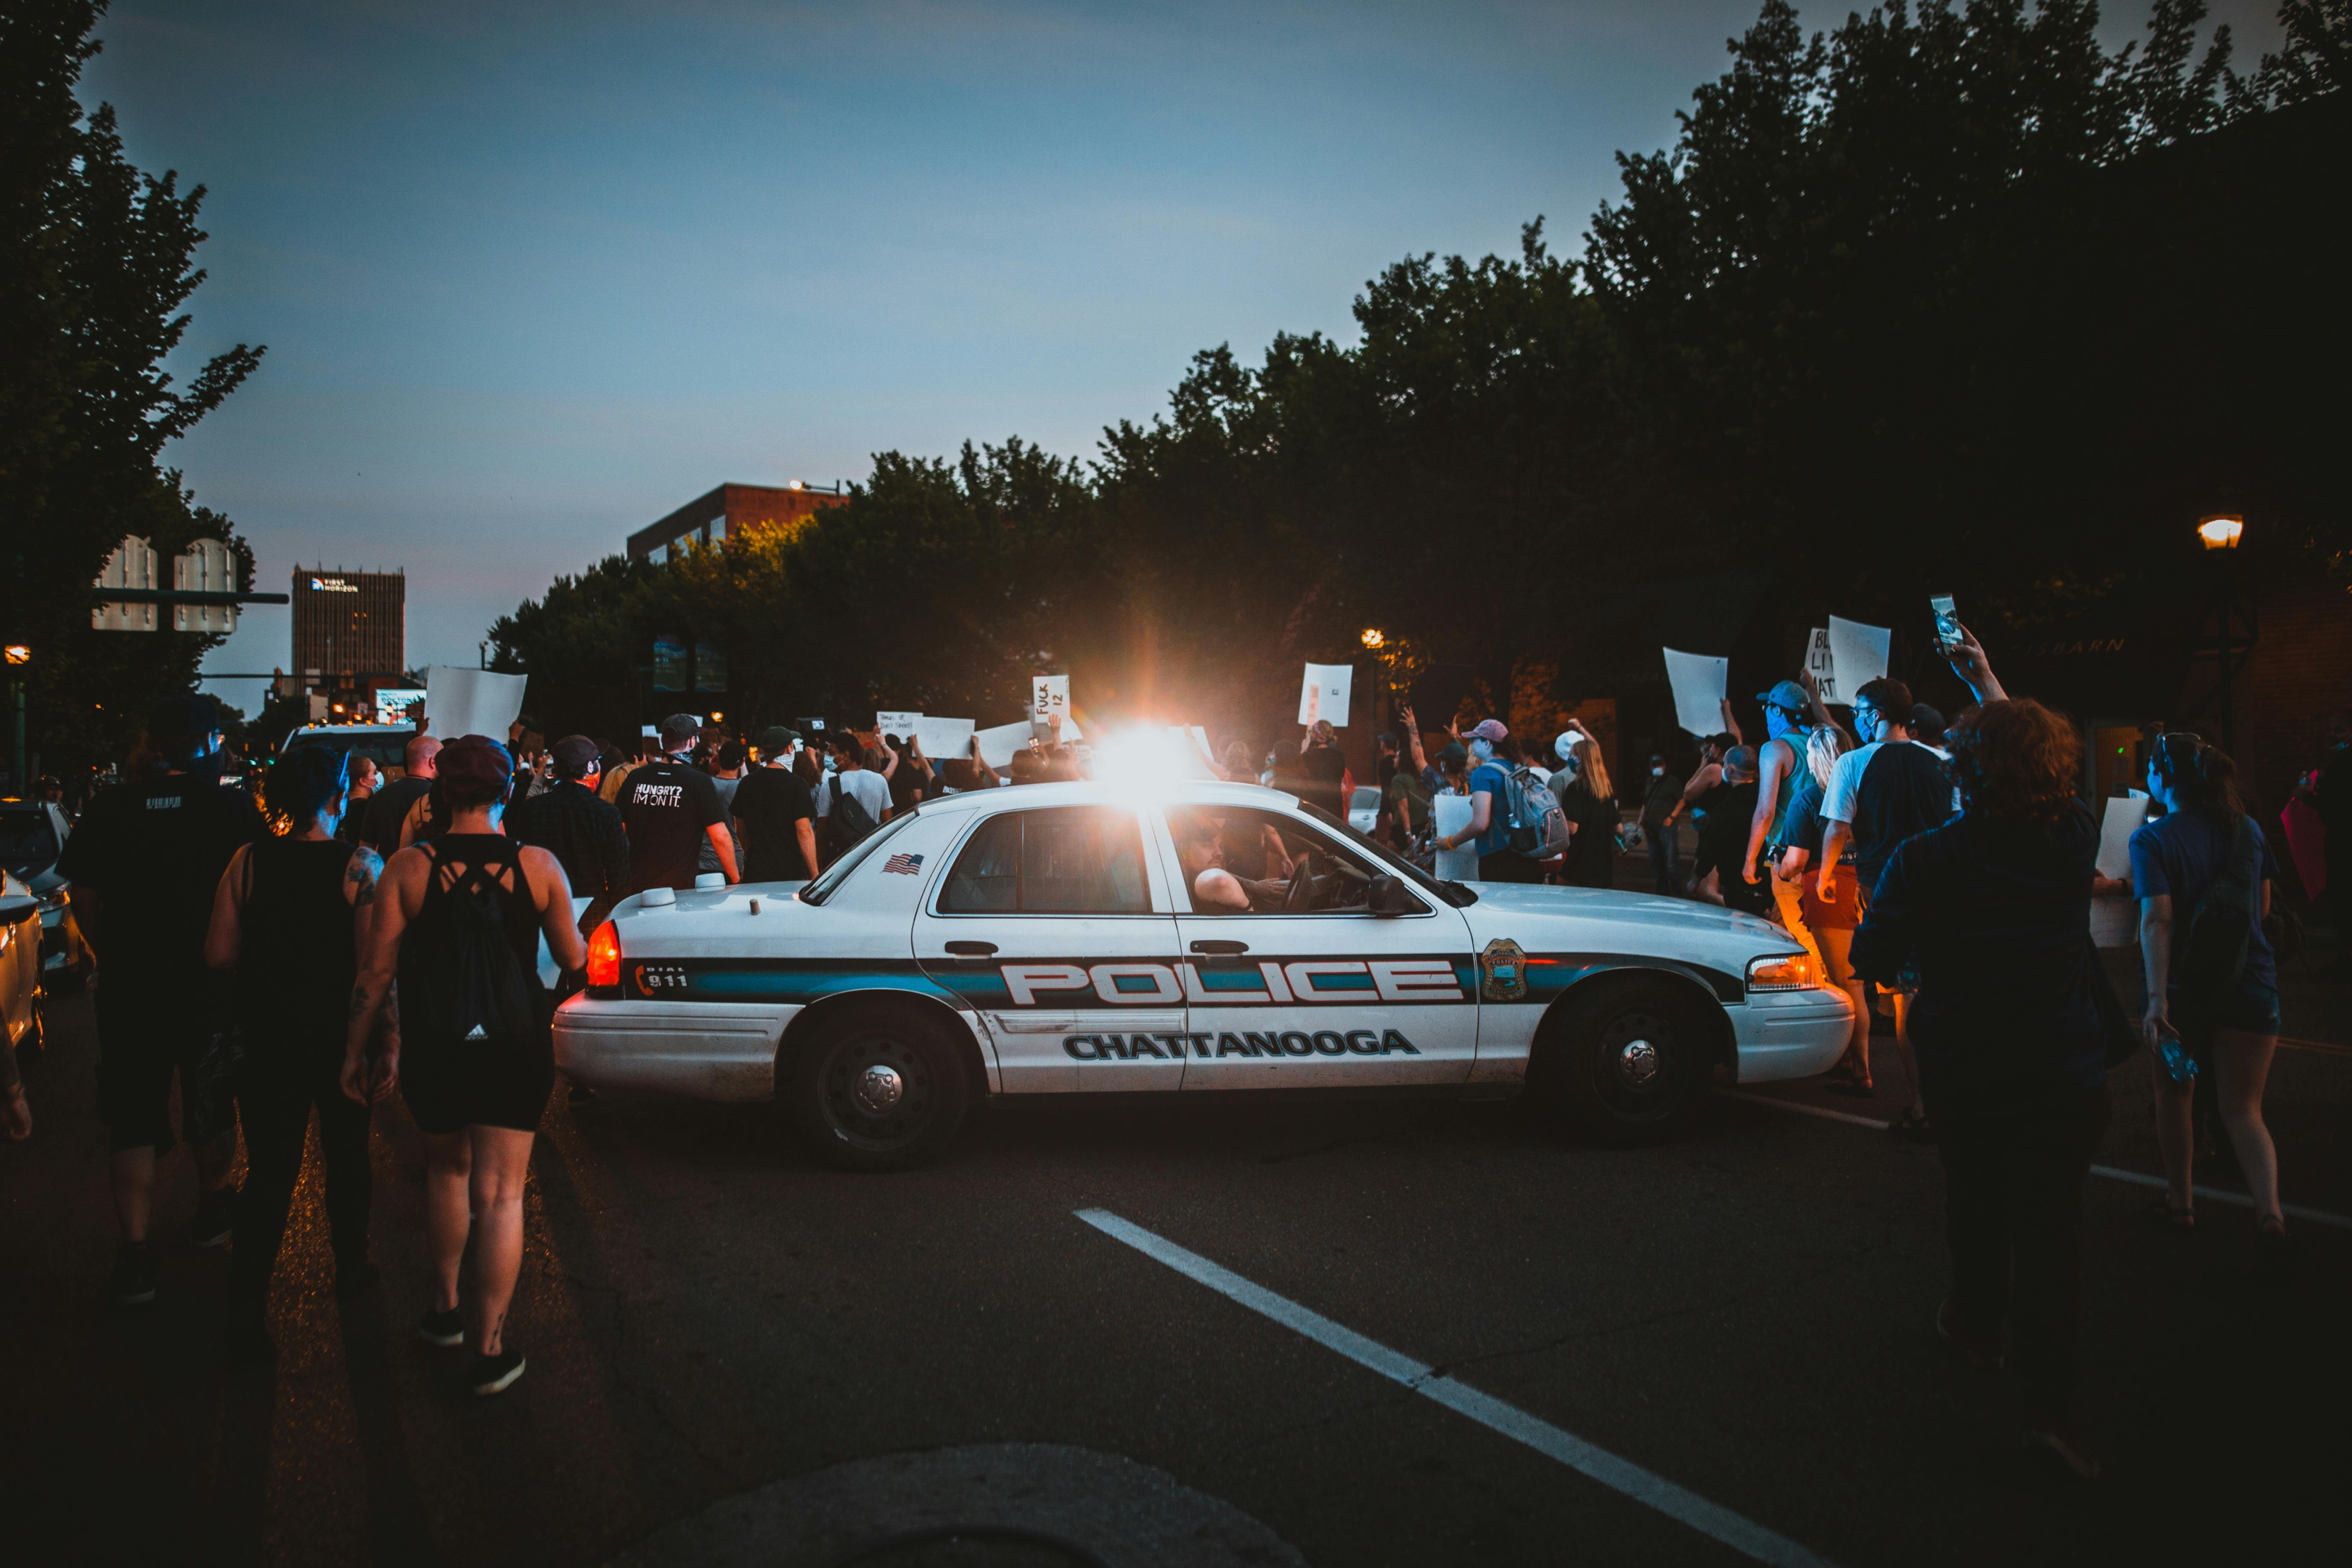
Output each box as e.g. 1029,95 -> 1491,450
223,1315 -> 276,1365
194,1187 -> 238,1249
110,1242 -> 158,1307
2024,1419 -> 2102,1480
470,1348 -> 526,1397
1935,1300 -> 2004,1371
417,1306 -> 465,1348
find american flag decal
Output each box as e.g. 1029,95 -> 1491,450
883,852 -> 924,875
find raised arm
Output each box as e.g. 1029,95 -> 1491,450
1797,668 -> 1855,751
1719,697 -> 1743,747
1943,622 -> 2007,704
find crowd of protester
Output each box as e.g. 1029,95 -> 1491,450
3,637 -> 2338,1477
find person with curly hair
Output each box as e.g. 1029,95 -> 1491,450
1851,645 -> 2109,1480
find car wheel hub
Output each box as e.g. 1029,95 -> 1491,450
1615,1037 -> 1660,1090
852,1062 -> 905,1115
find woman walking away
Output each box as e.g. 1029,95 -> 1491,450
1549,723 -> 1619,889
1850,700 -> 2109,1479
343,736 -> 585,1397
206,748 -> 383,1363
2132,733 -> 2287,1253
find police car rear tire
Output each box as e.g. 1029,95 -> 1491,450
1537,978 -> 1707,1146
788,1003 -> 971,1172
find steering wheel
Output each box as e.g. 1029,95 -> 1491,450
1283,849 -> 1326,913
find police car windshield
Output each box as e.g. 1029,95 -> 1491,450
1296,801 -> 1477,907
797,802 -> 926,907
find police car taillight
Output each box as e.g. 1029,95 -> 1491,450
587,921 -> 621,989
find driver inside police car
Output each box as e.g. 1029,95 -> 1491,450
1174,813 -> 1291,914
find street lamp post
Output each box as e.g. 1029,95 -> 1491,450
5,642 -> 28,795
2199,514 -> 2245,755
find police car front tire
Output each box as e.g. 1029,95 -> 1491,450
787,1002 -> 971,1172
1536,977 -> 1709,1146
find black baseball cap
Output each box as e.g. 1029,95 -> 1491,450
659,713 -> 703,747
550,735 -> 601,778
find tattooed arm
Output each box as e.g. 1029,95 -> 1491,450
343,846 -> 421,1103
204,845 -> 253,971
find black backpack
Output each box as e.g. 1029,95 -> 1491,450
828,774 -> 878,854
2176,813 -> 2262,1018
408,846 -> 538,1048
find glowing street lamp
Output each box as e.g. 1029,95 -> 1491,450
4,645 -> 28,665
1360,627 -> 1385,650
2197,514 -> 2244,550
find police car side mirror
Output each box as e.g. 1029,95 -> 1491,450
1366,875 -> 1418,917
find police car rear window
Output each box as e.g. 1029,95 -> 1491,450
939,807 -> 1149,915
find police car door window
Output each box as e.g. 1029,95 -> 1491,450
939,807 -> 1149,916
1167,804 -> 1476,1090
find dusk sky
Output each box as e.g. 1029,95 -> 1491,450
80,0 -> 2279,714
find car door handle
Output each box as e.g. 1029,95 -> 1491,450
944,940 -> 998,957
1190,939 -> 1249,955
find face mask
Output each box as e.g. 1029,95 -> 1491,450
1469,738 -> 1494,761
1765,706 -> 1797,741
1651,766 -> 1665,777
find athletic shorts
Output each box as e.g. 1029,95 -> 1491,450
94,977 -> 214,1153
399,1033 -> 553,1136
2169,978 -> 2281,1037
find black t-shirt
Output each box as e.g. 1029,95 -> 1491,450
54,771 -> 266,982
361,775 -> 433,850
731,766 -> 817,881
886,759 -> 927,817
1694,780 -> 1769,914
1300,744 -> 1347,814
1557,788 -> 1620,889
619,757 -> 725,891
1826,740 -> 1959,894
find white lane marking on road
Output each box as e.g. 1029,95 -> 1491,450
1717,1090 -> 2352,1232
2083,1165 -> 2352,1233
1718,1088 -> 1890,1130
1075,1207 -> 1839,1568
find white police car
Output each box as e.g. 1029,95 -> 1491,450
556,780 -> 1851,1169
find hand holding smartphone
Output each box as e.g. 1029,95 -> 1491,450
1930,593 -> 1960,650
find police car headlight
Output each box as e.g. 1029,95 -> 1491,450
1746,952 -> 1822,992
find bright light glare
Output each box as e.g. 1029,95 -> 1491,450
2197,514 -> 2243,550
1088,724 -> 1218,797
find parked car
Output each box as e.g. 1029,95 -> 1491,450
555,780 -> 1851,1170
1347,784 -> 1383,837
1,870 -> 43,1058
0,799 -> 84,989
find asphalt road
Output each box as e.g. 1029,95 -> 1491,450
4,942 -> 2348,1568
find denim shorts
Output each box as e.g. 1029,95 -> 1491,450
2169,976 -> 2282,1036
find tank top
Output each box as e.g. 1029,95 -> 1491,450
397,835 -> 547,1047
237,836 -> 358,1048
1762,733 -> 1807,849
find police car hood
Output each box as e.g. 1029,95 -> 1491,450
1459,883 -> 1797,952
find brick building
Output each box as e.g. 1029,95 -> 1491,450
627,481 -> 848,563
